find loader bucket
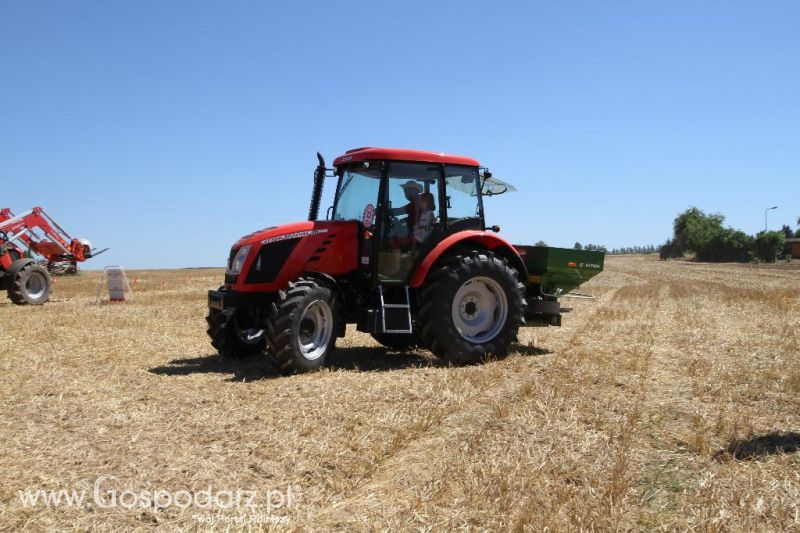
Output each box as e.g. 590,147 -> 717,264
514,246 -> 604,296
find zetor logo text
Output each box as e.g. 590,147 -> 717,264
17,475 -> 300,514
262,229 -> 328,245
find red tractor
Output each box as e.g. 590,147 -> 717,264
208,147 -> 604,373
0,207 -> 103,304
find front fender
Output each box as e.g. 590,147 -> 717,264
7,258 -> 36,278
408,231 -> 527,288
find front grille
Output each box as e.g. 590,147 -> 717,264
245,238 -> 300,284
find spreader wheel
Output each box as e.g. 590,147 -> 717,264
418,250 -> 525,364
8,263 -> 51,305
206,305 -> 268,359
266,277 -> 340,374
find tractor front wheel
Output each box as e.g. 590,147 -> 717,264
8,263 -> 51,305
418,250 -> 525,364
206,306 -> 268,359
266,278 -> 339,374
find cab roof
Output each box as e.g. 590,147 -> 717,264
332,147 -> 480,167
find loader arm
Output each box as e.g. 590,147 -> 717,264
0,207 -> 89,262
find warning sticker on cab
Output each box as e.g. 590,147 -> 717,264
362,204 -> 376,227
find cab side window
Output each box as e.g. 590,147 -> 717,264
443,165 -> 481,224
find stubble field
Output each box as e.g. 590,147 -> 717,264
0,255 -> 798,531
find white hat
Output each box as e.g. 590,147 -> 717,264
400,180 -> 422,193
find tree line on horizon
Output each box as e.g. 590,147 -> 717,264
544,211 -> 799,261
659,207 -> 797,263
572,242 -> 666,255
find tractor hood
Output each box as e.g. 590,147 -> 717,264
233,221 -> 334,249
226,220 -> 359,290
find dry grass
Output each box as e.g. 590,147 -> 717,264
0,256 -> 798,531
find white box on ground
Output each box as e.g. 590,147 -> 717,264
106,267 -> 125,301
96,265 -> 133,304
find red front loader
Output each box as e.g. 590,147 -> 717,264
0,207 -> 103,304
208,147 -> 601,374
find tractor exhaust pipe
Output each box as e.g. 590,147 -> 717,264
308,152 -> 326,221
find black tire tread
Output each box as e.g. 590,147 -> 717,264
8,263 -> 51,305
206,306 -> 266,359
266,277 -> 339,374
417,250 -> 525,364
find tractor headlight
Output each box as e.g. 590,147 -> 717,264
228,245 -> 251,275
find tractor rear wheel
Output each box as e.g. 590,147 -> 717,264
266,278 -> 339,374
418,250 -> 525,364
8,263 -> 51,305
206,306 -> 268,359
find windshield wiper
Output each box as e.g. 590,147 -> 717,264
334,174 -> 355,207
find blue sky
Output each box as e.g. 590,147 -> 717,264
1,1 -> 798,268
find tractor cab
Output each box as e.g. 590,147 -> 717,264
329,147 -> 501,284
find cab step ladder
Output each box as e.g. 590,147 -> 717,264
378,284 -> 413,334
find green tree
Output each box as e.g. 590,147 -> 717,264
673,207 -> 725,260
667,207 -> 761,262
709,229 -> 753,262
574,242 -> 583,250
534,240 -> 547,247
754,231 -> 785,263
659,239 -> 681,260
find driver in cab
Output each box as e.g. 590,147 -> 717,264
389,180 -> 423,235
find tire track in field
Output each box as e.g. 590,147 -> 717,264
308,270 -> 634,526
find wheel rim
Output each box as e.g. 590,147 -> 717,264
233,309 -> 265,345
298,300 -> 333,360
451,276 -> 508,343
25,272 -> 47,300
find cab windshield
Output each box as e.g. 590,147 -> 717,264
332,163 -> 382,226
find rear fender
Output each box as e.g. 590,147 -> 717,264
408,231 -> 527,288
